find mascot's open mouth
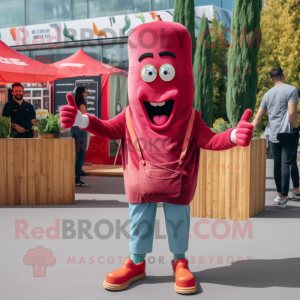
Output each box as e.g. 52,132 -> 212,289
143,100 -> 174,126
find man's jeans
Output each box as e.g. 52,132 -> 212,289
270,139 -> 299,196
71,126 -> 87,184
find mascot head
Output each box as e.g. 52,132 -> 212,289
128,17 -> 194,132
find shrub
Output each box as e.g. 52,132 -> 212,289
32,113 -> 63,134
211,117 -> 263,139
211,119 -> 232,134
0,116 -> 17,138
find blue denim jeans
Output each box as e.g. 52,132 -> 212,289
71,126 -> 87,184
128,202 -> 190,254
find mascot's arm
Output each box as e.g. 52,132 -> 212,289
60,93 -> 126,140
195,109 -> 254,150
195,115 -> 236,151
80,112 -> 126,140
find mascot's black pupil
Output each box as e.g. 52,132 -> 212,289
164,71 -> 168,75
149,72 -> 153,76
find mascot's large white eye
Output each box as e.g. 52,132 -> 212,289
141,65 -> 157,82
159,64 -> 175,81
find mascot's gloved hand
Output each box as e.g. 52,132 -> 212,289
230,109 -> 254,147
60,93 -> 89,129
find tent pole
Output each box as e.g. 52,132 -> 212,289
113,140 -> 121,165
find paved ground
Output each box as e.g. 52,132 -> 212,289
1,159 -> 300,300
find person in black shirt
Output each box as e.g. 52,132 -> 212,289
2,82 -> 37,138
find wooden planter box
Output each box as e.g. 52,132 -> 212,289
191,138 -> 267,221
0,138 -> 75,205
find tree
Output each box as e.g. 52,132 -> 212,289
173,0 -> 185,25
173,0 -> 196,63
185,0 -> 196,63
193,14 -> 213,127
226,0 -> 262,126
278,1 -> 300,90
254,0 -> 300,125
252,0 -> 282,126
211,11 -> 229,122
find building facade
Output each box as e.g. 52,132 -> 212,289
0,0 -> 235,164
0,2 -> 234,73
1,1 -> 235,29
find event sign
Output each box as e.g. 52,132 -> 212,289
0,6 -> 232,47
53,76 -> 101,118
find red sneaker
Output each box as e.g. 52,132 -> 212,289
103,257 -> 146,291
171,258 -> 197,294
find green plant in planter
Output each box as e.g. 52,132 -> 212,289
32,113 -> 63,134
0,116 -> 17,138
211,118 -> 232,134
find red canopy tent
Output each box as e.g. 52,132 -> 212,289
0,42 -> 127,166
52,49 -> 128,77
0,41 -> 71,83
52,49 -> 128,166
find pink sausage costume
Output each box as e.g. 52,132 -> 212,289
60,17 -> 253,294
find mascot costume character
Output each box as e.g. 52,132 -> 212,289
60,16 -> 254,294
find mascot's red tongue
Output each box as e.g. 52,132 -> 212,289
153,115 -> 168,126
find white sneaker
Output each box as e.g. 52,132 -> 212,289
291,192 -> 300,200
274,196 -> 282,204
279,197 -> 289,208
79,180 -> 90,187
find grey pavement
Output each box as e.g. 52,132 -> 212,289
1,159 -> 300,300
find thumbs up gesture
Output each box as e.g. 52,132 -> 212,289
235,109 -> 254,147
60,93 -> 79,129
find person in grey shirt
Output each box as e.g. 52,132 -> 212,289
252,67 -> 299,208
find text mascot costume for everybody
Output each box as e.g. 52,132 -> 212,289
60,17 -> 254,294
